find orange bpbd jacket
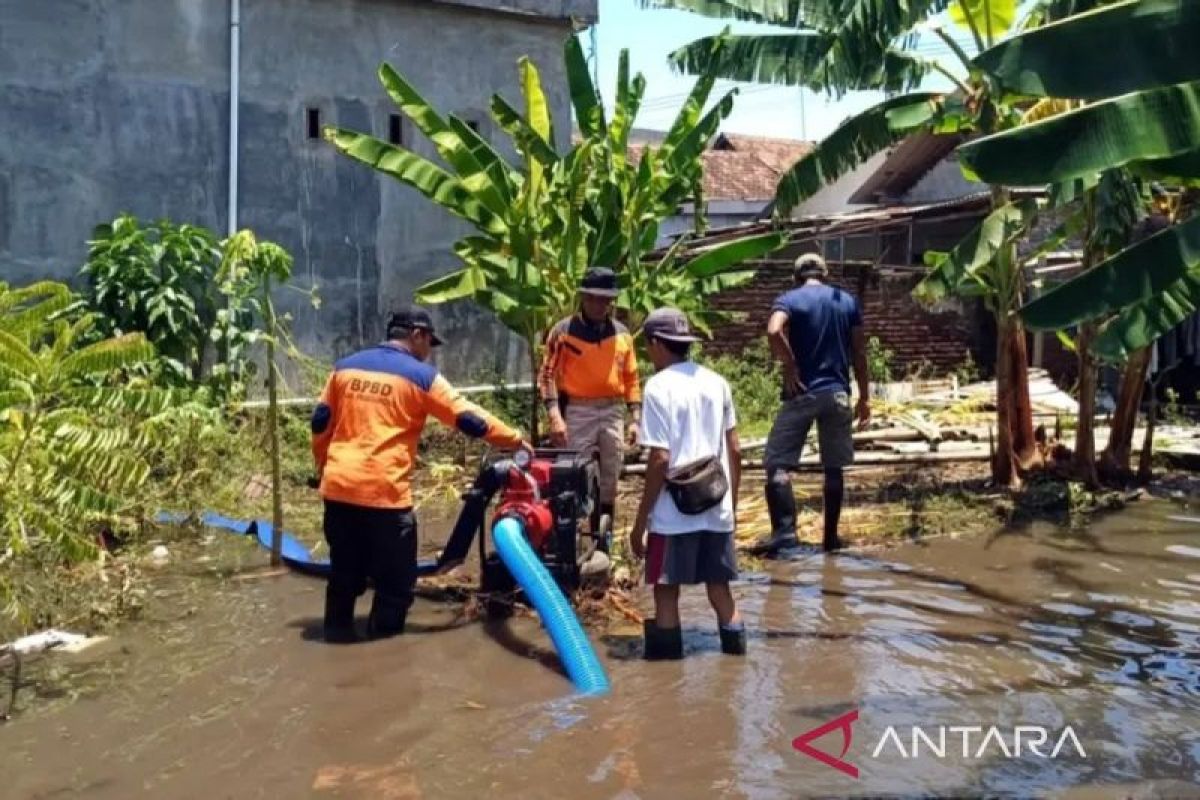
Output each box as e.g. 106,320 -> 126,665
311,344 -> 522,509
538,315 -> 641,405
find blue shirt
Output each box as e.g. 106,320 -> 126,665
772,282 -> 862,395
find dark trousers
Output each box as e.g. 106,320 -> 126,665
322,500 -> 418,639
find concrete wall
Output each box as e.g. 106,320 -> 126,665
0,0 -> 589,381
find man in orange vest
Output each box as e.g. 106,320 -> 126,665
312,307 -> 530,642
539,268 -> 642,546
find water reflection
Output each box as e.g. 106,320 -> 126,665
3,502 -> 1199,798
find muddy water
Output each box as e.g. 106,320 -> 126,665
4,502 -> 1200,799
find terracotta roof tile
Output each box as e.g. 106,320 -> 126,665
624,133 -> 812,202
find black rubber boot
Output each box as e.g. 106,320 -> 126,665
643,619 -> 683,661
366,599 -> 407,640
719,623 -> 747,656
749,474 -> 801,555
324,586 -> 358,644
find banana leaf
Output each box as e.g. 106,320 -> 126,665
668,32 -> 931,94
489,95 -> 559,168
640,0 -> 953,65
664,90 -> 736,178
685,232 -> 786,278
662,37 -> 724,152
635,0 -> 793,25
914,201 -> 1037,304
608,51 -> 647,165
775,92 -> 942,213
958,80 -> 1200,185
1134,149 -> 1200,181
378,65 -> 513,214
1095,269 -> 1200,361
325,128 -> 508,236
973,0 -> 1200,100
518,56 -> 549,196
565,36 -> 605,138
447,117 -> 520,203
414,267 -> 489,304
1020,213 -> 1200,330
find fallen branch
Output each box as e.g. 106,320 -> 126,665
621,449 -> 990,476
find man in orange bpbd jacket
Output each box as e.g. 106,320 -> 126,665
538,268 -> 641,547
312,307 -> 530,643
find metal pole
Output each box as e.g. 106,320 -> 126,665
228,0 -> 240,236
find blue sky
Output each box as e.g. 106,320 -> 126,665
586,0 -> 1032,141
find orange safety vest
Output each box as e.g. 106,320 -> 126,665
538,315 -> 641,405
312,343 -> 522,509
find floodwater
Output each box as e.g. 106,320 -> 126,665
4,502 -> 1200,799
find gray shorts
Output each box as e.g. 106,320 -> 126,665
764,390 -> 855,470
645,531 -> 738,586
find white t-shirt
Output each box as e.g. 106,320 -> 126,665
638,361 -> 737,535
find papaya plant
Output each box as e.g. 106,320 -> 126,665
217,231 -> 313,566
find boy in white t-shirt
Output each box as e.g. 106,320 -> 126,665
628,308 -> 746,660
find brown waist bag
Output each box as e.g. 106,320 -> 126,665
665,455 -> 728,515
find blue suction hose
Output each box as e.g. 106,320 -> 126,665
491,516 -> 610,696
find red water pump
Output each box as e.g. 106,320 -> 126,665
433,449 -> 603,615
491,458 -> 556,552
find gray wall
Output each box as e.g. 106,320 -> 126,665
0,0 -> 591,381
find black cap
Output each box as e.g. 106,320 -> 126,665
643,307 -> 701,343
387,306 -> 443,346
580,267 -> 619,298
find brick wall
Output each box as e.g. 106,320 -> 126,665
706,259 -> 984,376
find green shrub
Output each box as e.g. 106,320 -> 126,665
81,214 -> 223,386
697,341 -> 780,435
866,336 -> 894,384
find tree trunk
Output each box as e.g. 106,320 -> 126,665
1006,318 -> 1037,464
993,313 -> 1020,487
989,184 -> 1035,487
1137,380 -> 1159,484
266,293 -> 283,567
1072,322 -> 1100,487
527,335 -> 540,443
1100,346 -> 1150,479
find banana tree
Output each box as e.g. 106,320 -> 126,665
326,37 -> 787,436
958,0 -> 1200,480
644,0 -> 1057,486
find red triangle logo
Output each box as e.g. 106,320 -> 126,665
792,709 -> 859,778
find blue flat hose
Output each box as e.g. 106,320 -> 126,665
491,517 -> 611,696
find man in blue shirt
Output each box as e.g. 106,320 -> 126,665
752,253 -> 871,554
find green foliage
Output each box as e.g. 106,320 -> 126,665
866,336 -> 894,384
914,200 -> 1039,309
81,215 -> 222,385
216,231 -> 312,565
0,280 -> 176,622
954,350 -> 982,385
327,39 -> 785,360
642,0 -> 955,97
975,0 -> 1200,101
78,215 -> 320,403
697,340 -> 780,434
